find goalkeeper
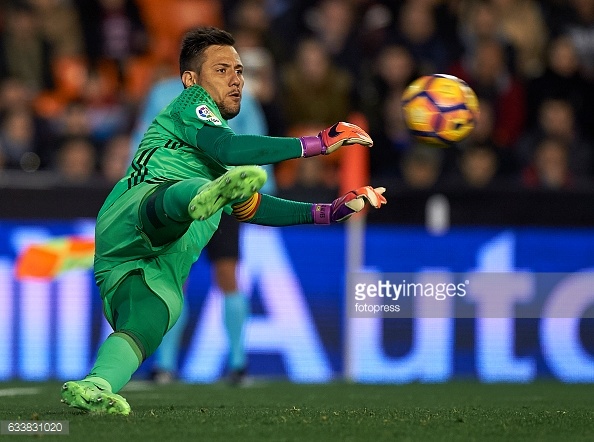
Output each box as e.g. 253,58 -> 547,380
60,26 -> 386,415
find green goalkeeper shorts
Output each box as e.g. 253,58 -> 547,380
94,180 -> 221,331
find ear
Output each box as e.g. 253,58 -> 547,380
181,71 -> 198,88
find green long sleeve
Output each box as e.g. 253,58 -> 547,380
196,124 -> 303,165
246,194 -> 314,226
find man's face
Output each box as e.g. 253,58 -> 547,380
196,45 -> 244,120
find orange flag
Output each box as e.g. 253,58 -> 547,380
15,236 -> 95,280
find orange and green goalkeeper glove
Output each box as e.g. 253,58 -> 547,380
300,122 -> 373,157
311,186 -> 387,224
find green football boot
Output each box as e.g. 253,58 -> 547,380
188,165 -> 267,221
61,380 -> 131,416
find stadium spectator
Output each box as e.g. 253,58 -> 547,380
526,34 -> 594,142
280,37 -> 353,129
445,143 -> 505,190
29,0 -> 85,57
99,133 -> 131,185
516,97 -> 592,177
399,144 -> 444,190
302,0 -> 364,78
490,0 -> 549,78
521,136 -> 591,190
74,0 -> 148,79
393,0 -> 452,75
449,37 -> 527,149
53,136 -> 98,184
0,2 -> 54,93
561,0 -> 594,79
0,107 -> 44,172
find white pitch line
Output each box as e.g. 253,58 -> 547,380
0,387 -> 40,397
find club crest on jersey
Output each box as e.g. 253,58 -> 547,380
196,104 -> 222,126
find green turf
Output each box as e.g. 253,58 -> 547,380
1,380 -> 593,441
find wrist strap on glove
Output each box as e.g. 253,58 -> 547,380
300,136 -> 325,157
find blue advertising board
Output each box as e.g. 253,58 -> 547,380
1,220 -> 593,383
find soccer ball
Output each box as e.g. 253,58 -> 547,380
401,74 -> 479,146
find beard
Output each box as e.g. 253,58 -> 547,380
217,100 -> 241,120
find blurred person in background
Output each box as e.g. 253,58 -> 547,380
52,136 -> 98,184
445,142 -> 504,191
0,1 -> 54,93
449,37 -> 527,150
392,0 -> 452,75
302,0 -> 363,78
521,136 -> 591,190
399,144 -> 444,191
99,133 -> 131,185
74,0 -> 148,80
29,0 -> 85,57
516,97 -> 591,178
526,34 -> 594,143
490,0 -> 549,78
0,107 -> 44,172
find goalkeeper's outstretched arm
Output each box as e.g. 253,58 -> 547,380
196,122 -> 373,166
231,187 -> 387,226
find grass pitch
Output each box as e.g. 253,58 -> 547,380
1,380 -> 593,441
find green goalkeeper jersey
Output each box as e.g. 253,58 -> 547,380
94,84 -> 309,330
94,85 -> 234,330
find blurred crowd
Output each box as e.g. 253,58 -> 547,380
0,0 -> 593,197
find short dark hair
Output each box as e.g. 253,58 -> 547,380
179,27 -> 235,76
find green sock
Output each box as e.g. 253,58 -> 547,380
163,178 -> 209,222
86,332 -> 142,393
223,292 -> 248,370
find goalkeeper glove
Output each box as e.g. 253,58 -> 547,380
300,122 -> 373,157
311,186 -> 387,224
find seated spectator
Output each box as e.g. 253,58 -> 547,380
526,34 -> 594,142
516,97 -> 591,177
53,136 -> 97,184
445,143 -> 505,190
521,137 -> 591,190
0,2 -> 54,93
0,107 -> 43,172
99,133 -> 131,185
399,144 -> 444,190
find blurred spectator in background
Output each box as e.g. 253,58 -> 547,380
449,37 -> 526,149
393,0 -> 451,75
302,0 -> 363,78
521,136 -> 591,190
526,34 -> 594,142
562,0 -> 594,80
516,97 -> 591,177
99,133 -> 131,185
0,107 -> 44,172
81,67 -> 132,146
446,143 -> 504,190
490,0 -> 548,78
52,136 -> 97,184
399,144 -> 444,190
75,0 -> 148,79
0,2 -> 54,93
360,44 -> 418,183
280,37 -> 352,130
29,0 -> 85,57
456,0 -> 516,75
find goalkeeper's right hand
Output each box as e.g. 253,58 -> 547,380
311,186 -> 387,224
300,122 -> 373,157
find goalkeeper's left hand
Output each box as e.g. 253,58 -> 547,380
300,122 -> 373,157
311,186 -> 387,224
